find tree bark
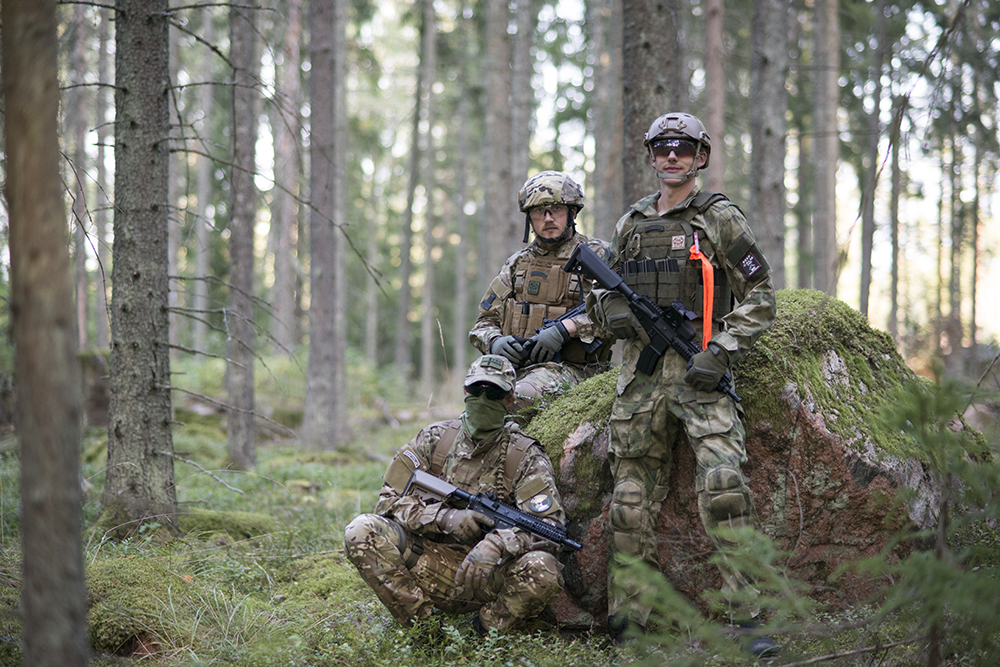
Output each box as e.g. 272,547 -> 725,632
95,8 -> 112,351
418,0 -> 439,392
484,1 -> 514,268
859,0 -> 887,317
192,11 -> 215,353
589,0 -> 624,240
749,0 -> 788,288
227,2 -> 259,469
812,0 -> 839,296
622,0 -> 683,205
301,0 -> 348,448
103,0 -> 178,535
3,1 -> 90,663
269,0 -> 303,352
704,0 -> 726,193
393,56 -> 421,377
68,3 -> 91,349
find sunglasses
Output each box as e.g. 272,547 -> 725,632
466,382 -> 509,400
528,204 -> 569,222
650,138 -> 699,159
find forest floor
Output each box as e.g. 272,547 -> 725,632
0,354 -> 994,666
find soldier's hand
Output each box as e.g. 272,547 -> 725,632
436,508 -> 496,544
528,322 -> 570,364
491,335 -> 526,365
603,298 -> 642,341
684,343 -> 729,392
455,535 -> 503,602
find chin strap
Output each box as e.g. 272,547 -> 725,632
688,231 -> 714,350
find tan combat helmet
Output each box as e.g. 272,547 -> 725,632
517,171 -> 585,242
643,112 -> 712,170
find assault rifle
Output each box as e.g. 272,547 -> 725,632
512,303 -> 604,369
404,469 -> 582,551
562,242 -> 741,403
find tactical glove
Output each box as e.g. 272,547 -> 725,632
490,335 -> 526,365
684,343 -> 729,392
436,508 -> 495,544
528,322 -> 570,364
600,295 -> 642,341
455,533 -> 504,602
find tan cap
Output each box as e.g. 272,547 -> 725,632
464,355 -> 516,393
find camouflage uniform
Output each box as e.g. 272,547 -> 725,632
344,362 -> 566,633
470,230 -> 611,413
588,187 -> 777,628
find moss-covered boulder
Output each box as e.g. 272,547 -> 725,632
527,289 -> 942,629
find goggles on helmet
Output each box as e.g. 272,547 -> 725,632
649,138 -> 699,159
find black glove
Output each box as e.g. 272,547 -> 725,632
490,335 -> 526,365
528,322 -> 570,364
684,343 -> 729,392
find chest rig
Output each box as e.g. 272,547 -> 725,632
502,250 -> 597,364
620,192 -> 733,339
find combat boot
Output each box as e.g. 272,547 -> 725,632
732,619 -> 780,661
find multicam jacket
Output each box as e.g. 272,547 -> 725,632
591,189 -> 777,390
376,420 -> 566,557
470,232 -> 610,364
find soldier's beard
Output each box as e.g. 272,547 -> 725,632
461,394 -> 508,444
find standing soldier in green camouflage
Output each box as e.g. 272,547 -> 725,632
344,355 -> 567,635
470,171 -> 611,417
587,112 -> 779,658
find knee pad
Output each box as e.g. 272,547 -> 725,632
610,478 -> 645,532
703,464 -> 753,528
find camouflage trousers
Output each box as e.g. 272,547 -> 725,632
343,513 -> 563,632
512,360 -> 609,419
607,351 -> 761,627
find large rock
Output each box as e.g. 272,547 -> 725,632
526,289 -> 945,629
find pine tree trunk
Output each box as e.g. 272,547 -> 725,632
103,0 -> 178,535
704,0 -> 725,193
622,0 -> 683,205
301,0 -> 347,448
589,0 -> 624,240
192,11 -> 215,352
270,0 -> 303,352
3,1 -> 89,662
95,8 -> 112,351
227,2 -> 259,469
812,0 -> 839,296
484,1 -> 514,267
419,0 -> 438,392
749,0 -> 788,289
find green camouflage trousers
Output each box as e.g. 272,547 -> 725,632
512,360 -> 609,418
343,513 -> 563,632
607,351 -> 760,626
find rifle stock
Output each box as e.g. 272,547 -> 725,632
403,469 -> 582,551
563,243 -> 741,402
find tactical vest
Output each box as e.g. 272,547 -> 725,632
501,250 -> 600,364
430,422 -> 534,500
619,192 -> 734,339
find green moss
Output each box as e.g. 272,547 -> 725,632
525,370 -> 618,465
272,553 -> 368,604
179,507 -> 277,540
87,555 -> 201,654
737,289 -> 916,459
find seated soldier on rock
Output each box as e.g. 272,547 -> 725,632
344,355 -> 567,635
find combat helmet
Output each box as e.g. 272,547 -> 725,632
517,171 -> 585,242
643,112 -> 711,170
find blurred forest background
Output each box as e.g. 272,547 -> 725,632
2,0 -> 998,448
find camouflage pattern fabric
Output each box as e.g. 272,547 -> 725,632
470,231 -> 611,410
591,188 -> 777,628
343,420 -> 566,632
